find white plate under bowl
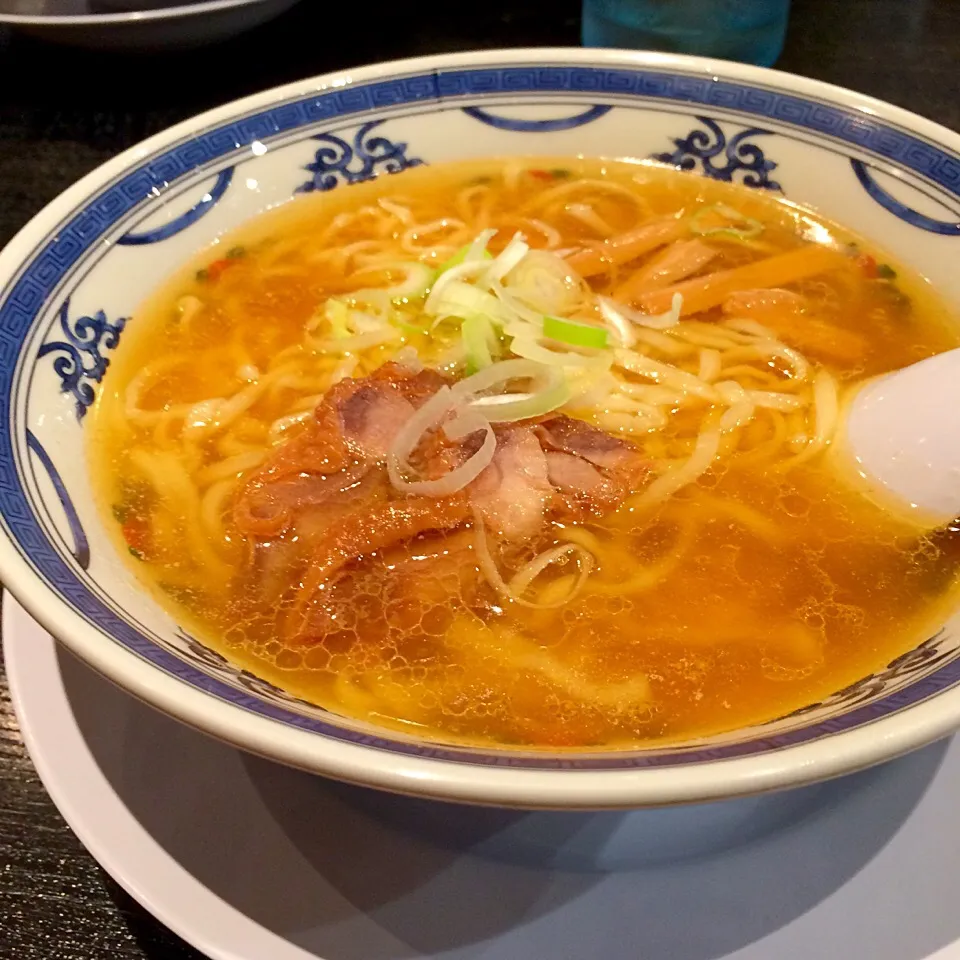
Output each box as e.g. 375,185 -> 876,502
0,0 -> 302,49
7,590 -> 960,960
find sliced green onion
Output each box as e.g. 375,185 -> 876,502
465,228 -> 498,263
324,299 -> 351,339
603,293 -> 683,331
486,232 -> 530,283
462,314 -> 495,374
597,297 -> 636,347
691,203 -> 763,240
468,378 -> 571,422
648,291 -> 684,329
504,248 -> 585,317
381,262 -> 436,299
511,334 -> 612,370
429,314 -> 463,334
489,278 -> 550,324
344,288 -> 399,332
502,317 -> 542,340
543,315 -> 609,350
387,386 -> 496,497
450,357 -> 549,399
347,309 -> 386,334
426,260 -> 497,313
450,357 -> 571,423
438,243 -> 493,275
432,281 -> 510,326
394,317 -> 432,336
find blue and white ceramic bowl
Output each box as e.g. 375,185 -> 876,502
3,49 -> 959,809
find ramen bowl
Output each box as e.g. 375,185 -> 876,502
2,48 -> 959,809
0,0 -> 303,49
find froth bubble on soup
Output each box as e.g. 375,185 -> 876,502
89,157 -> 960,751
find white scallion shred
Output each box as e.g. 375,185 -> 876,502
386,386 -> 497,497
465,228 -> 498,263
472,508 -> 595,609
485,232 -> 530,282
451,357 -> 571,422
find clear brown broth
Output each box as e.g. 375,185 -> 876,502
89,157 -> 960,750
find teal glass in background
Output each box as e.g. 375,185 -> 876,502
582,0 -> 791,67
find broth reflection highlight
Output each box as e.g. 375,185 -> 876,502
89,158 -> 960,750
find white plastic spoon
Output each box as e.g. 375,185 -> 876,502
837,347 -> 960,528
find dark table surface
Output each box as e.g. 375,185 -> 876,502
0,0 -> 958,957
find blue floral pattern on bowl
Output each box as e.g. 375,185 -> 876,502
296,119 -> 424,194
461,104 -> 612,132
651,115 -> 781,190
850,159 -> 960,236
38,299 -> 126,422
117,168 -> 236,246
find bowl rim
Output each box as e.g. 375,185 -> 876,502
0,0 -> 287,26
3,45 -> 960,808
